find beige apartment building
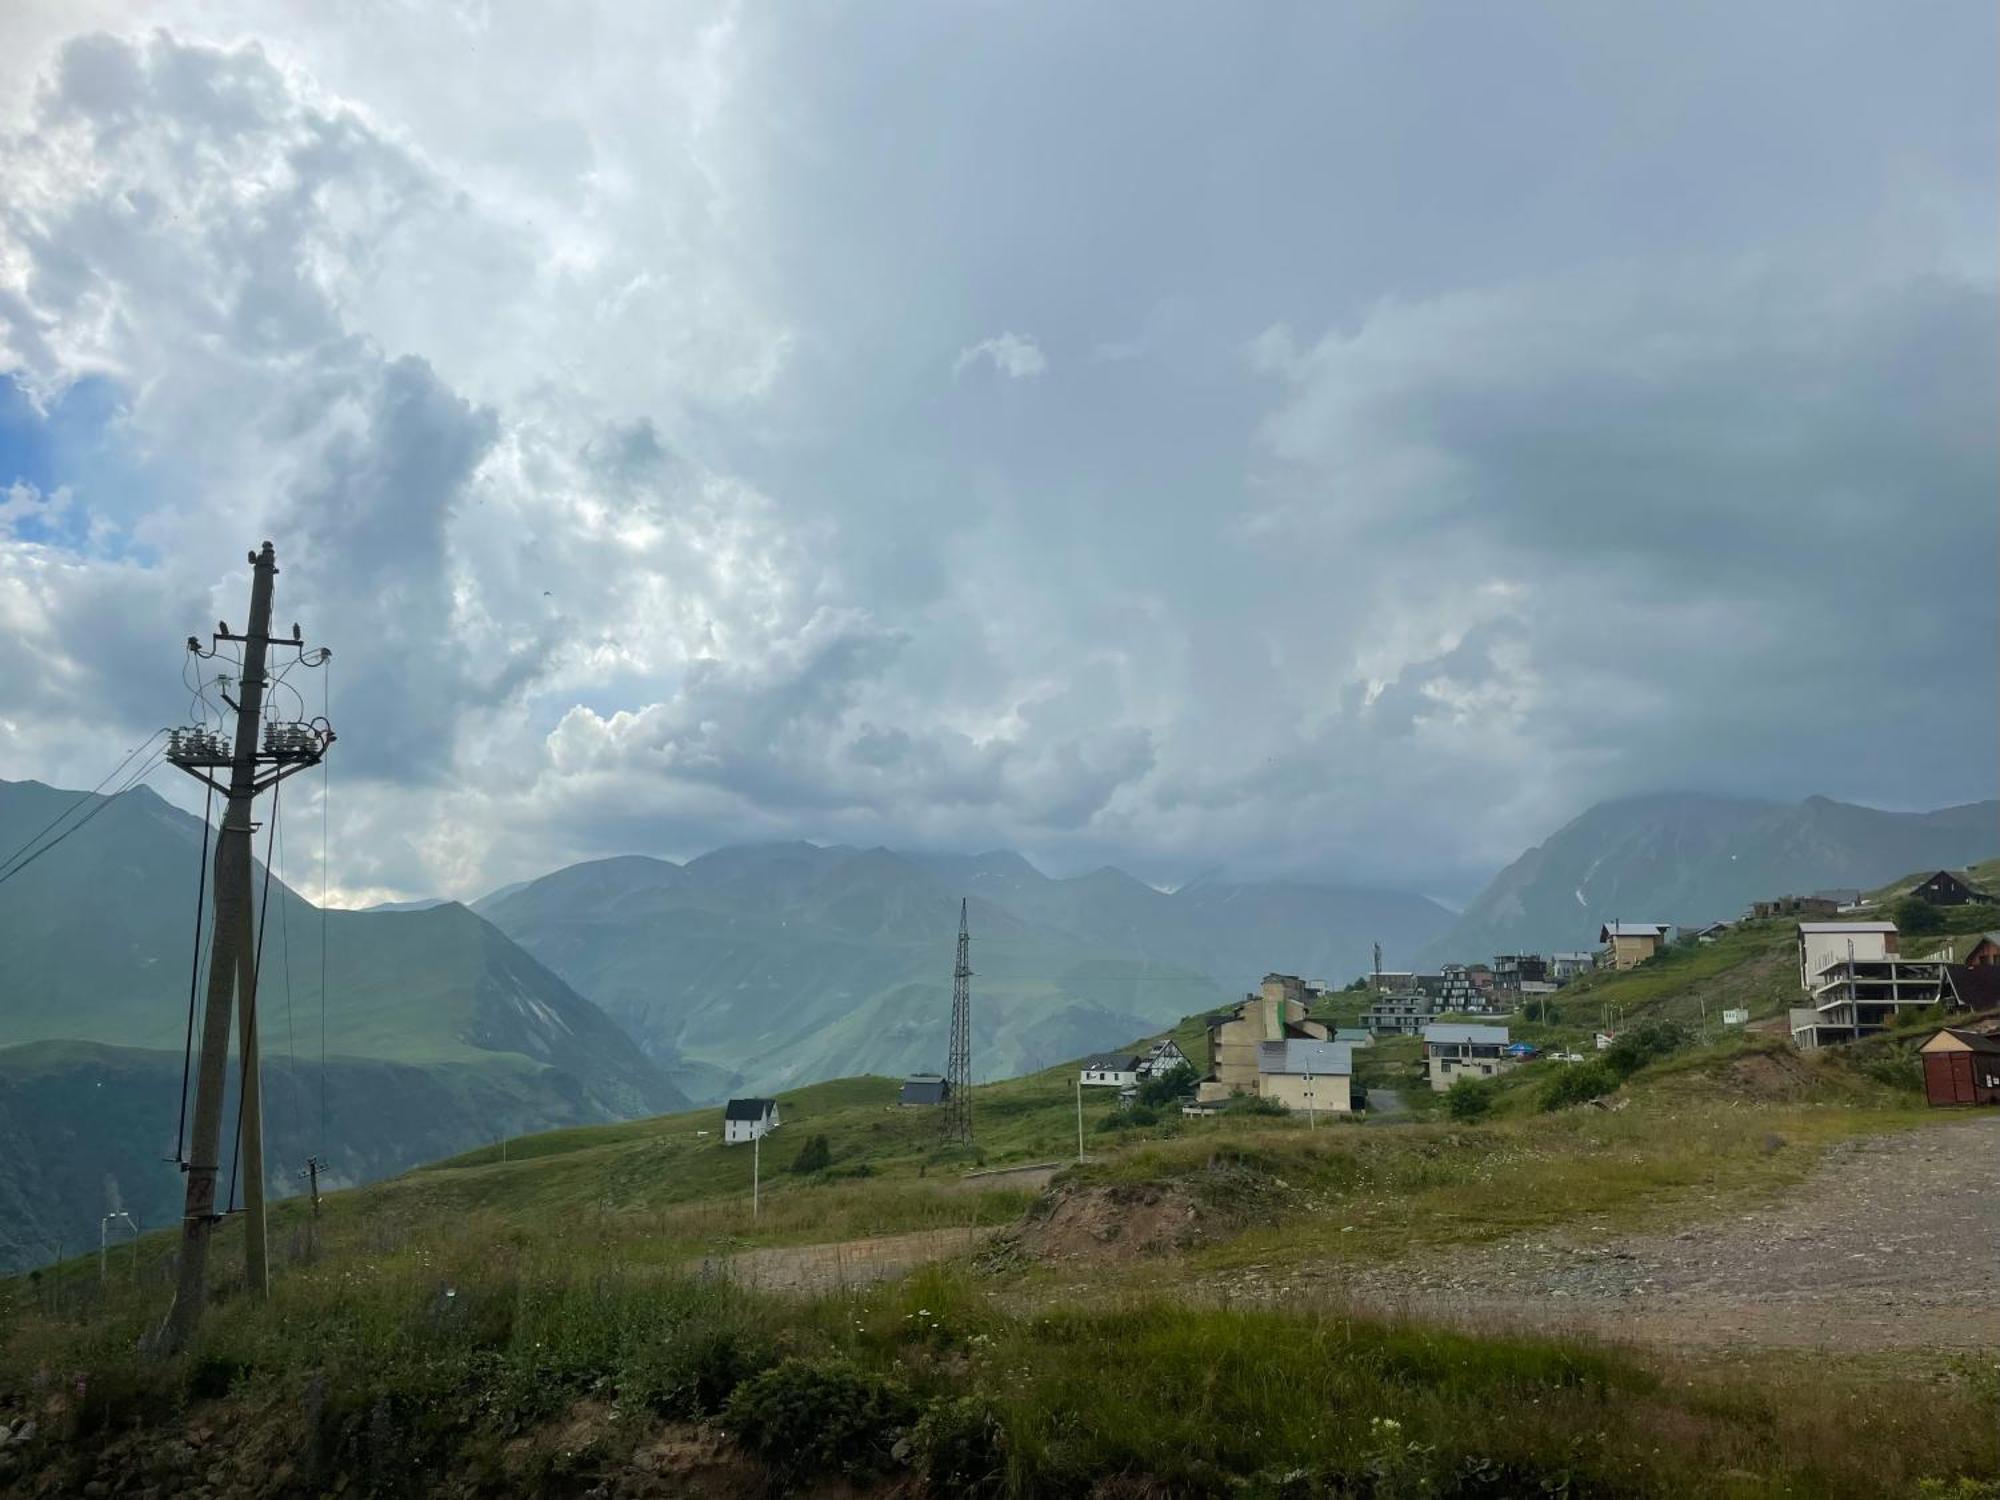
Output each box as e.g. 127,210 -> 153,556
1199,973 -> 1335,1101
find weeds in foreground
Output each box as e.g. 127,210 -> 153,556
0,1251 -> 1990,1498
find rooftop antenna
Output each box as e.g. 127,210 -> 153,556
942,899 -> 974,1146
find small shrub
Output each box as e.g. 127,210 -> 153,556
1603,1019 -> 1688,1080
1235,1095 -> 1288,1116
625,1321 -> 775,1419
1137,1062 -> 1198,1107
789,1133 -> 832,1175
723,1357 -> 915,1481
1539,1061 -> 1618,1112
910,1394 -> 1008,1497
1893,895 -> 1946,935
1443,1078 -> 1495,1121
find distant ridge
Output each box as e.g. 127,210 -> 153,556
478,842 -> 1454,1098
1429,791 -> 1999,959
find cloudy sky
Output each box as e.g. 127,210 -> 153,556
0,3 -> 1993,905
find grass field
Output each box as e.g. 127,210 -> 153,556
1,913 -> 1989,1496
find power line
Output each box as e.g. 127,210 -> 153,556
0,730 -> 167,881
0,740 -> 168,891
227,786 -> 283,1218
318,657 -> 331,1157
275,795 -> 302,1166
174,779 -> 216,1165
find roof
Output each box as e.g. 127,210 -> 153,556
1257,1039 -> 1353,1077
1422,1023 -> 1510,1046
1922,1026 -> 2000,1054
1948,965 -> 2000,1014
1600,923 -> 1668,939
1331,1027 -> 1371,1043
899,1077 -> 949,1104
1797,922 -> 1897,935
1082,1052 -> 1140,1071
723,1097 -> 777,1121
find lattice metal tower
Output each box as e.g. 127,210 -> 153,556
943,898 -> 974,1145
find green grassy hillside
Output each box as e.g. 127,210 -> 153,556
0,914 -> 1987,1496
0,778 -> 686,1272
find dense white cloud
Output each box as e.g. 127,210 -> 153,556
0,6 -> 1992,904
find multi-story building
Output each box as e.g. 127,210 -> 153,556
1199,974 -> 1337,1100
1492,954 -> 1548,991
1599,923 -> 1670,970
1796,922 -> 1898,990
1360,989 -> 1439,1036
1422,1023 -> 1517,1091
1255,1039 -> 1354,1114
1790,956 -> 1947,1048
1550,952 -> 1596,984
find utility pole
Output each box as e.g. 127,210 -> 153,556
942,899 -> 974,1146
752,1132 -> 761,1219
158,542 -> 332,1353
1075,1074 -> 1084,1162
300,1155 -> 323,1259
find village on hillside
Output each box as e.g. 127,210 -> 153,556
716,865 -> 2000,1141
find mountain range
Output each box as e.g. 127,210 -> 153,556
1429,792 -> 1999,959
0,778 -> 685,1270
472,845 -> 1453,1100
2,773 -> 1991,1272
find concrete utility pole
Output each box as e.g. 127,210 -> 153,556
158,543 -> 333,1354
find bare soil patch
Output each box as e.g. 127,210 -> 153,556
995,1181 -> 1208,1266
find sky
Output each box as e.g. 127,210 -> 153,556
0,3 -> 1993,906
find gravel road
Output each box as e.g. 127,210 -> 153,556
1216,1116 -> 2000,1351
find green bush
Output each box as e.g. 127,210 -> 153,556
723,1357 -> 915,1481
1893,896 -> 1946,935
1234,1094 -> 1288,1116
1443,1078 -> 1495,1121
1602,1019 -> 1688,1080
910,1395 -> 1008,1497
1137,1062 -> 1199,1107
789,1133 -> 833,1175
1539,1061 -> 1618,1112
626,1321 -> 775,1420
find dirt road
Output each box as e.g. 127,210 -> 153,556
1213,1116 -> 2000,1351
712,1226 -> 994,1293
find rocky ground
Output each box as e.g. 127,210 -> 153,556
1207,1115 -> 2000,1350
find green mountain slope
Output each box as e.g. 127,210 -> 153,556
477,844 -> 1451,1099
1431,792 -> 1999,959
0,777 -> 686,1270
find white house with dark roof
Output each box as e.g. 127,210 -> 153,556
1255,1038 -> 1353,1113
1137,1037 -> 1191,1078
1080,1052 -> 1141,1088
1422,1023 -> 1515,1091
723,1097 -> 780,1144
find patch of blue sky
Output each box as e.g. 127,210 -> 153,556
0,371 -> 161,562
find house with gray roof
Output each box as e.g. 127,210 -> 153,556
1421,1023 -> 1517,1092
1080,1052 -> 1142,1088
1255,1038 -> 1354,1114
